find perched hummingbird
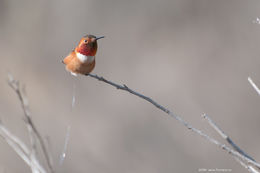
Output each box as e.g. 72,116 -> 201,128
62,35 -> 104,76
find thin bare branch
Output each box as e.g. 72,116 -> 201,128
202,114 -> 259,172
59,125 -> 71,166
28,125 -> 38,173
248,77 -> 260,96
7,74 -> 54,173
0,121 -> 46,173
87,73 -> 260,171
202,114 -> 254,161
0,120 -> 30,155
234,157 -> 258,173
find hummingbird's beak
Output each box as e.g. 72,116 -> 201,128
95,36 -> 105,41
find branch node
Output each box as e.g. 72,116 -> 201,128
123,84 -> 128,89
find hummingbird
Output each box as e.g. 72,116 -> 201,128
62,35 -> 104,76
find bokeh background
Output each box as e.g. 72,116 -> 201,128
1,0 -> 260,172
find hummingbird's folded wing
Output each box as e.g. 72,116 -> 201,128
63,51 -> 75,65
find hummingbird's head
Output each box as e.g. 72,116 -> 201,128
75,35 -> 104,56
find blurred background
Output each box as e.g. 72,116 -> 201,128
1,0 -> 260,172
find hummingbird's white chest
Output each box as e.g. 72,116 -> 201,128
76,52 -> 95,63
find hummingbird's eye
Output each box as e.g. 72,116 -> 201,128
84,40 -> 88,43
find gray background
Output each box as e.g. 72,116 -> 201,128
0,0 -> 260,172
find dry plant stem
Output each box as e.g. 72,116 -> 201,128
234,157 -> 259,173
202,114 -> 259,173
248,77 -> 260,96
0,121 -> 47,173
59,125 -> 71,165
8,77 -> 54,173
28,126 -> 38,173
202,114 -> 254,161
88,73 -> 260,171
0,120 -> 30,155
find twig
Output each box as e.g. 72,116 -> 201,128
248,77 -> 260,96
202,114 -> 259,172
59,125 -> 71,165
87,73 -> 260,171
0,121 -> 46,173
234,157 -> 259,173
202,114 -> 254,161
7,74 -> 54,173
28,125 -> 38,173
0,120 -> 30,155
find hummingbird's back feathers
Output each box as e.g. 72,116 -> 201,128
63,51 -> 74,65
